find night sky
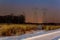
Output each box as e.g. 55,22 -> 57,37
0,0 -> 60,23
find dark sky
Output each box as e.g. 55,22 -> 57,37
0,0 -> 60,23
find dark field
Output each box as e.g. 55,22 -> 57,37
0,24 -> 60,37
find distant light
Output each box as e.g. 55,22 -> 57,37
21,39 -> 26,40
58,38 -> 60,40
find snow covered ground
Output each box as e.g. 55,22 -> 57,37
0,29 -> 60,40
25,30 -> 60,40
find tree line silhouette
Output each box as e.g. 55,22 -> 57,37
0,14 -> 25,24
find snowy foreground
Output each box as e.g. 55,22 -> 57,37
25,30 -> 60,40
0,29 -> 60,40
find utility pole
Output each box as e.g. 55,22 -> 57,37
41,8 -> 47,23
32,8 -> 38,23
22,11 -> 25,16
54,12 -> 57,23
22,10 -> 26,23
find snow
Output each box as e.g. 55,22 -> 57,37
0,30 -> 46,40
0,29 -> 60,40
52,36 -> 60,40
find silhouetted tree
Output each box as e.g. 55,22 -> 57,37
0,14 -> 25,24
18,14 -> 25,23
